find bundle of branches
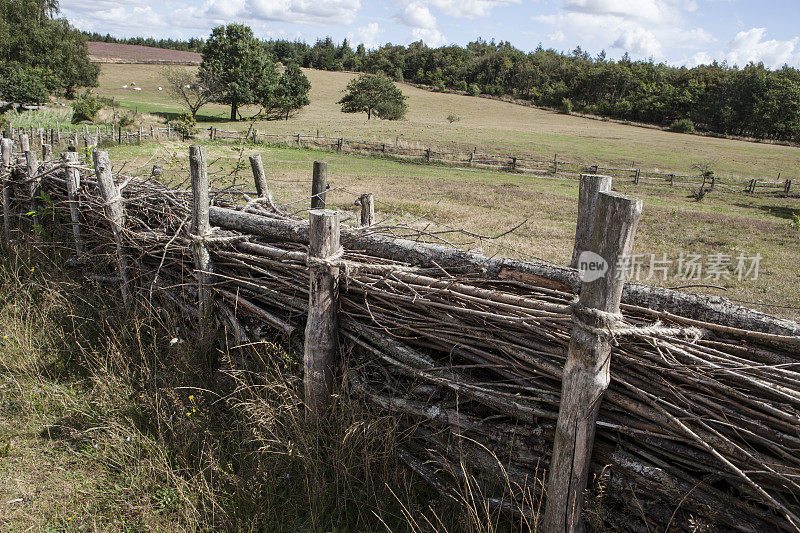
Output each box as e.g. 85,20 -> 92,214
25,159 -> 800,532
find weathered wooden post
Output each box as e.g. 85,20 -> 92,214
710,175 -> 716,189
304,209 -> 340,419
62,152 -> 83,255
311,161 -> 327,209
93,151 -> 131,308
358,193 -> 374,227
296,133 -> 301,146
248,154 -> 276,210
786,179 -> 792,194
469,150 -> 475,166
382,143 -> 386,154
42,144 -> 52,162
543,191 -> 642,533
137,126 -> 142,144
634,169 -> 640,184
670,174 -> 675,187
553,153 -> 559,174
1,139 -> 12,243
24,147 -> 40,235
189,145 -> 213,348
511,157 -> 517,171
166,122 -> 171,139
337,138 -> 343,152
425,148 -> 431,162
571,174 -> 612,269
150,125 -> 155,140
20,134 -> 30,153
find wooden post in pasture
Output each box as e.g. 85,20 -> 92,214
511,157 -> 517,171
543,191 -> 642,533
710,175 -> 716,189
209,127 -> 214,140
311,161 -> 327,210
571,174 -> 612,269
150,125 -> 155,140
469,150 -> 475,166
1,139 -> 12,243
248,154 -> 276,210
42,144 -> 52,163
137,126 -> 143,145
381,143 -> 386,154
304,209 -> 341,419
425,148 -> 431,162
189,145 -> 214,348
296,133 -> 301,147
785,179 -> 792,194
748,179 -> 756,193
358,193 -> 374,227
591,165 -> 598,174
93,151 -> 131,308
337,138 -> 343,152
62,152 -> 83,255
669,174 -> 675,187
553,153 -> 558,174
634,169 -> 640,184
19,134 -> 30,153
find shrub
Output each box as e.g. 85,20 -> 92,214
670,118 -> 695,133
0,65 -> 50,106
561,97 -> 573,115
455,80 -> 467,92
446,114 -> 460,123
168,113 -> 197,138
117,113 -> 135,129
468,83 -> 480,96
71,91 -> 104,124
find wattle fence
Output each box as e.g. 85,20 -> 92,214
1,134 -> 800,532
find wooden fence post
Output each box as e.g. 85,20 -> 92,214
425,148 -> 431,162
296,133 -> 301,146
544,191 -> 642,533
359,193 -> 374,227
304,209 -> 340,419
24,147 -> 40,235
248,154 -> 277,210
571,174 -> 612,268
20,134 -> 30,153
42,144 -> 52,162
511,157 -> 517,171
62,152 -> 83,255
634,169 -> 640,184
93,151 -> 131,308
312,161 -> 327,209
554,153 -> 558,174
785,179 -> 792,194
669,174 -> 675,187
189,145 -> 213,347
1,139 -> 12,243
150,125 -> 155,140
337,138 -> 342,152
469,150 -> 475,166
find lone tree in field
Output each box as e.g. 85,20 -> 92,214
258,62 -> 311,120
163,67 -> 217,120
199,24 -> 278,121
338,73 -> 408,120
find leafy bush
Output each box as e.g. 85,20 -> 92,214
434,80 -> 446,92
117,113 -> 135,129
670,118 -> 695,133
71,91 -> 103,124
0,65 -> 51,106
468,83 -> 480,96
446,114 -> 461,123
561,97 -> 573,115
168,113 -> 197,138
455,80 -> 467,92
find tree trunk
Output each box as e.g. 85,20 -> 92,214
367,108 -> 371,120
230,101 -> 238,121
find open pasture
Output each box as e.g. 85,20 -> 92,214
95,63 -> 800,184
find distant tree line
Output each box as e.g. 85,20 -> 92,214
108,33 -> 800,142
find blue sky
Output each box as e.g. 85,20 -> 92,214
60,0 -> 800,68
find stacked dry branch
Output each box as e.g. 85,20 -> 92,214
4,151 -> 799,532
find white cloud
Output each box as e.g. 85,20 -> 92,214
245,0 -> 361,25
348,22 -> 382,49
397,2 -> 437,29
612,27 -> 661,57
428,0 -> 519,19
412,27 -> 446,46
536,0 -> 713,61
725,28 -> 799,68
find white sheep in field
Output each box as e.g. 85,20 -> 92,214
122,85 -> 128,88
134,87 -> 142,91
130,82 -> 136,86
158,87 -> 163,91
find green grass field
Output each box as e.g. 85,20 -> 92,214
95,63 -> 800,184
105,139 -> 800,321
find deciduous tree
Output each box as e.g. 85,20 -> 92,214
338,73 -> 407,120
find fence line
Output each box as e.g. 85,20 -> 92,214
2,123 -> 795,197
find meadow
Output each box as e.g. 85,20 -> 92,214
94,63 -> 800,184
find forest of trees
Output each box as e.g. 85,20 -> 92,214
86,34 -> 800,142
